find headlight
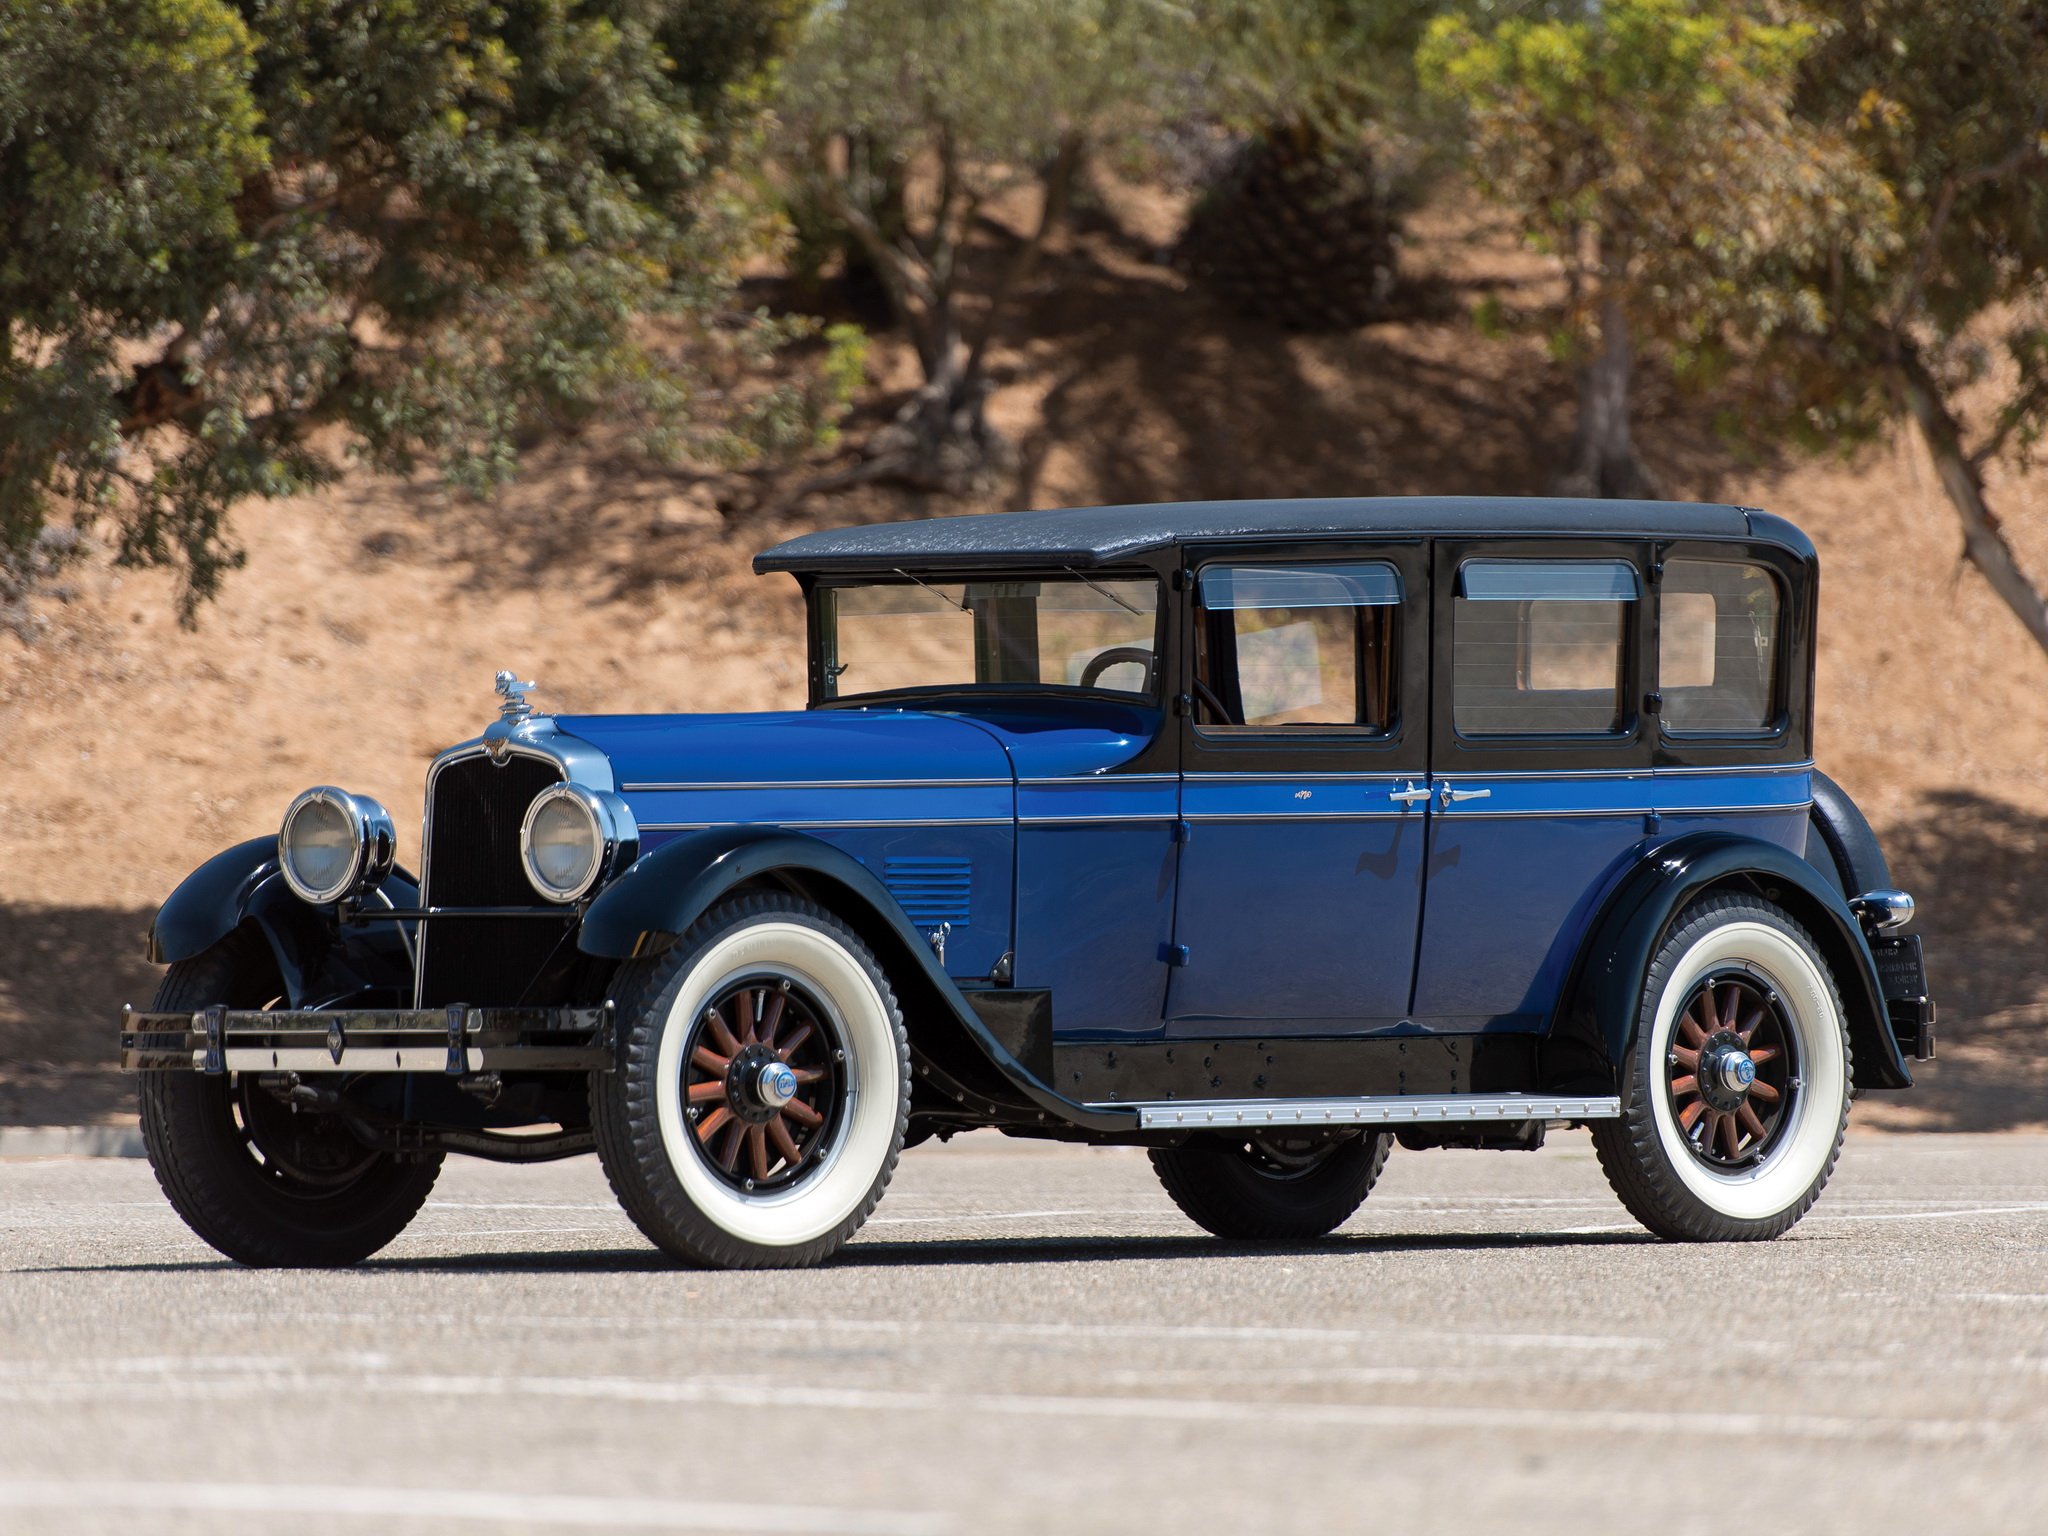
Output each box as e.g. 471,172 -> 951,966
520,783 -> 637,903
278,787 -> 396,905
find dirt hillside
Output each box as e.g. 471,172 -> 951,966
3,184 -> 2044,1131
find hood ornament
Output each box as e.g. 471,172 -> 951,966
494,669 -> 537,725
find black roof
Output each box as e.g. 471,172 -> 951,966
754,496 -> 1793,575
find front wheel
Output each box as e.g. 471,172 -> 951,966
1150,1130 -> 1392,1240
1592,894 -> 1851,1242
591,893 -> 910,1269
138,928 -> 442,1267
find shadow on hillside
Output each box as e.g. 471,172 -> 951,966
0,902 -> 159,1125
1873,790 -> 2048,1132
335,192 -> 1797,610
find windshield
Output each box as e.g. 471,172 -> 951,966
819,574 -> 1161,702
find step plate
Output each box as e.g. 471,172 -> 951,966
1102,1093 -> 1622,1132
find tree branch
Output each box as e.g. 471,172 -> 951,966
1968,372 -> 2048,470
1893,335 -> 2048,657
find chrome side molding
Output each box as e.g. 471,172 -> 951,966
1849,889 -> 1915,931
1096,1093 -> 1622,1131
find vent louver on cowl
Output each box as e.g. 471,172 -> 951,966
882,856 -> 972,926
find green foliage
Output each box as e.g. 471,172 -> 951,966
1744,0 -> 2048,459
0,0 -> 801,623
1418,0 -> 1892,368
771,0 -> 1197,476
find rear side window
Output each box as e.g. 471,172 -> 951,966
1659,560 -> 1780,732
1453,559 -> 1640,736
1195,562 -> 1402,731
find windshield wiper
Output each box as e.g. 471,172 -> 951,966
1062,567 -> 1145,615
892,568 -> 970,611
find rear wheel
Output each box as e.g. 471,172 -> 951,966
1592,894 -> 1850,1241
137,928 -> 442,1267
1150,1130 -> 1392,1240
591,893 -> 910,1269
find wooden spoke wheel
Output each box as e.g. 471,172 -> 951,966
681,976 -> 844,1194
1664,969 -> 1798,1171
1591,894 -> 1850,1243
591,893 -> 910,1269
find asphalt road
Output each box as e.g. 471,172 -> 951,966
2,1130 -> 2045,1535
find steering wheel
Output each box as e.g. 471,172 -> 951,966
1079,646 -> 1155,691
1193,677 -> 1235,724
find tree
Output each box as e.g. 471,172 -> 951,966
0,0 -> 795,628
1751,1 -> 2048,656
1175,1 -> 1448,331
772,0 -> 1187,492
1418,0 -> 1887,498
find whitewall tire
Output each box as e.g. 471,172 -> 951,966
592,893 -> 909,1268
1592,894 -> 1851,1241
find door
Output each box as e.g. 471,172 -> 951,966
1166,543 -> 1432,1034
1410,542 -> 1655,1031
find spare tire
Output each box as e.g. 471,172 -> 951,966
1804,770 -> 1890,896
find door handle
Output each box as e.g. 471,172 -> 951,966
1438,783 -> 1493,807
1388,783 -> 1430,805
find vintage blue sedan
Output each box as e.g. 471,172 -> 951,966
122,497 -> 1936,1267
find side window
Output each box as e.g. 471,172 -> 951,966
1659,559 -> 1781,733
1453,559 -> 1640,736
1194,563 -> 1401,732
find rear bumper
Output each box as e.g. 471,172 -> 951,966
119,1004 -> 613,1076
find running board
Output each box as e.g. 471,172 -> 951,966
1097,1093 -> 1622,1132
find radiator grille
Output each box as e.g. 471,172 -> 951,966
416,753 -> 573,1007
882,856 -> 972,925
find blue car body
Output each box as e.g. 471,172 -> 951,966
134,496 -> 1934,1153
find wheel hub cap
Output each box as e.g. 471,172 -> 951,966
755,1059 -> 799,1110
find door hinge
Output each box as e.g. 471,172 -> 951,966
1170,818 -> 1193,844
1159,943 -> 1190,967
1173,692 -> 1193,717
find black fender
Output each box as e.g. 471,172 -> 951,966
578,828 -> 1136,1132
1546,830 -> 1911,1100
148,836 -> 418,1008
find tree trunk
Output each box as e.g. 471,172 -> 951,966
1558,290 -> 1657,499
1895,343 -> 2048,657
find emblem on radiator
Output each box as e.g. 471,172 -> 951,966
327,1019 -> 346,1064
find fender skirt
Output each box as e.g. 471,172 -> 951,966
1547,831 -> 1912,1100
579,828 -> 1139,1133
148,836 -> 418,1008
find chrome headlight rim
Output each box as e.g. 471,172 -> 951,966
519,782 -> 637,904
278,786 -> 397,906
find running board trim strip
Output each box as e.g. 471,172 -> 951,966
1096,1093 -> 1623,1131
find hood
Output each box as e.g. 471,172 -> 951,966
552,709 -> 1015,789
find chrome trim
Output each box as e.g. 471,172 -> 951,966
1180,811 -> 1409,823
639,817 -> 1013,832
1849,888 -> 1915,932
1020,813 -> 1178,825
1102,1093 -> 1623,1130
1443,801 -> 1811,819
277,787 -> 397,906
1440,761 -> 1815,781
1182,771 -> 1411,783
520,782 -> 639,904
623,777 -> 1016,792
1021,772 -> 1178,785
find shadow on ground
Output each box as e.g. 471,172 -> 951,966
1871,790 -> 2048,1132
0,903 -> 157,1126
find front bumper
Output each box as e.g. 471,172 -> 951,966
119,1004 -> 614,1076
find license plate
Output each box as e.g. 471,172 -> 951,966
1871,933 -> 1929,1001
